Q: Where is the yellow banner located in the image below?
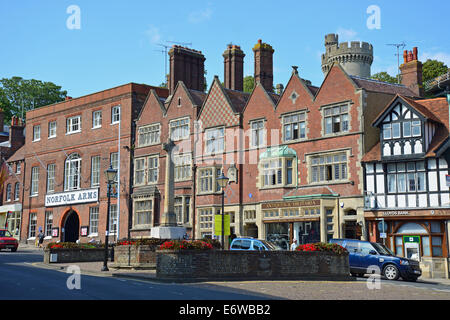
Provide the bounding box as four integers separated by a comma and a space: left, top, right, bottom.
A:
214, 214, 230, 236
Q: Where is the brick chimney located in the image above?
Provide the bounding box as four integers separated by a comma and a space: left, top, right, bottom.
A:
223, 44, 245, 91
400, 47, 424, 97
168, 46, 206, 95
253, 39, 274, 92
9, 116, 25, 150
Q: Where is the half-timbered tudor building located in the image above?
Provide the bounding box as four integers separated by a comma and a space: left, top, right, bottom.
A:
362, 95, 450, 278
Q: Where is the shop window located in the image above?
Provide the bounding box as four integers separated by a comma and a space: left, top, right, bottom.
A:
432, 237, 443, 256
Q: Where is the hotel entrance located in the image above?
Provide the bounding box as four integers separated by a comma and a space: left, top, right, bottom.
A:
62, 209, 80, 243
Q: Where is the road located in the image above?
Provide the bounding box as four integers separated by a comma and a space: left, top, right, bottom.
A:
1, 247, 450, 301
0, 248, 273, 300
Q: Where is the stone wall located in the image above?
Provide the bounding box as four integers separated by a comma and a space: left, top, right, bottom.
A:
111, 245, 158, 269
43, 248, 106, 264
156, 250, 351, 281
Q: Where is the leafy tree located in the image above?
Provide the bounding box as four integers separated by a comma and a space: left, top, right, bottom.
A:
371, 71, 398, 84
422, 59, 449, 83
0, 77, 67, 123
243, 75, 255, 93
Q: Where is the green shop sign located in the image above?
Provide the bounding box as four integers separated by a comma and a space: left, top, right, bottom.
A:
403, 235, 421, 243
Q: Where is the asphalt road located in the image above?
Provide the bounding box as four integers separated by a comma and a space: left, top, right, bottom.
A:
0, 249, 274, 300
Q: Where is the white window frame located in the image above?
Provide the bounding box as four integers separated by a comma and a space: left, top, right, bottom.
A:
198, 167, 222, 194
89, 206, 99, 236
250, 119, 265, 148
111, 105, 121, 124
133, 198, 153, 227
169, 117, 190, 141
109, 204, 118, 234
31, 166, 39, 196
134, 157, 146, 186
47, 163, 56, 193
205, 127, 225, 155
33, 125, 41, 141
138, 123, 160, 147
66, 115, 81, 134
44, 211, 53, 237
92, 110, 102, 129
282, 112, 306, 142
28, 212, 37, 239
48, 121, 57, 138
174, 154, 192, 182
324, 104, 349, 135
260, 158, 295, 188
147, 156, 158, 184
64, 154, 81, 191
310, 152, 348, 184
5, 184, 11, 202
14, 182, 20, 201
91, 156, 101, 187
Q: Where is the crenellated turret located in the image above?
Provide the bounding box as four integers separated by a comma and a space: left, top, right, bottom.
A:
321, 33, 373, 78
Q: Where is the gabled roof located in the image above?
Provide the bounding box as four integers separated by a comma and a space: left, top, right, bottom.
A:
241, 82, 279, 114
136, 89, 166, 122
362, 96, 449, 162
372, 95, 442, 127
6, 145, 25, 162
164, 81, 207, 115
222, 87, 251, 114
283, 185, 339, 199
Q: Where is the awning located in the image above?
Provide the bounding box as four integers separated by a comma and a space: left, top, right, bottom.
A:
0, 203, 22, 213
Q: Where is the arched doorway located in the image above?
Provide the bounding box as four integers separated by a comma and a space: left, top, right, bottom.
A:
63, 210, 80, 242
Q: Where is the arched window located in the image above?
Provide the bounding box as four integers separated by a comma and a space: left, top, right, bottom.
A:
65, 153, 81, 191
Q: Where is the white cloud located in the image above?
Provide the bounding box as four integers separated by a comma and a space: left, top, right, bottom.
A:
145, 25, 162, 44
188, 7, 213, 24
336, 27, 358, 42
420, 51, 450, 66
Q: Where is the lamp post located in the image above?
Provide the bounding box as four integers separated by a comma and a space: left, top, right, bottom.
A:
216, 172, 229, 250
102, 165, 118, 272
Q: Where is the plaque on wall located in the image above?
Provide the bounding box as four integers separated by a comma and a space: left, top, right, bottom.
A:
227, 164, 238, 183
51, 227, 59, 238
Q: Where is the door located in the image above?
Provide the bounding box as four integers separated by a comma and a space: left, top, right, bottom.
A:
63, 210, 79, 243
342, 240, 361, 272
358, 242, 382, 271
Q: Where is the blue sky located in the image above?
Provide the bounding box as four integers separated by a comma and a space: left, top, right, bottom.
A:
1, 0, 448, 97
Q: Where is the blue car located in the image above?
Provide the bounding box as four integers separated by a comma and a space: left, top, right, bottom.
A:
230, 238, 282, 251
330, 239, 422, 281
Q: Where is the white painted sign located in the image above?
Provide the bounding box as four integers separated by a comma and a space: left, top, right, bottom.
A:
380, 233, 387, 239
45, 188, 99, 207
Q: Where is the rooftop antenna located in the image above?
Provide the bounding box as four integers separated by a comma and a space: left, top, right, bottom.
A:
166, 41, 192, 48
155, 43, 171, 85
387, 42, 406, 84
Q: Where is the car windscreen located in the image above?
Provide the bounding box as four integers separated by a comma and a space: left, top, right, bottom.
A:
261, 240, 282, 250
0, 230, 12, 237
372, 242, 393, 256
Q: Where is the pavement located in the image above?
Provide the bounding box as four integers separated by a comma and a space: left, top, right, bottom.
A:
20, 243, 450, 286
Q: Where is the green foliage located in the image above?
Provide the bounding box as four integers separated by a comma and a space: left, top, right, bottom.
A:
116, 238, 169, 247
47, 242, 104, 249
371, 71, 398, 84
422, 59, 449, 83
243, 75, 255, 93
0, 77, 67, 123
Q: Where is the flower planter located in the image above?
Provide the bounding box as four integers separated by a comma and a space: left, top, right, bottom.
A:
156, 250, 351, 282
43, 248, 107, 264
110, 244, 159, 269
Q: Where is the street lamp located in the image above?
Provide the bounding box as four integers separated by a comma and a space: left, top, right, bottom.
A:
102, 165, 118, 272
216, 172, 229, 250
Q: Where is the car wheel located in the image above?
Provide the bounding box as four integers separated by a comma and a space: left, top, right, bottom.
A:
383, 264, 400, 280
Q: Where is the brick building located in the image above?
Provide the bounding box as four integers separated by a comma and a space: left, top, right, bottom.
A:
14, 83, 168, 245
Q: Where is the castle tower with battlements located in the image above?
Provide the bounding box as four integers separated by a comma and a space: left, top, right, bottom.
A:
321, 33, 373, 78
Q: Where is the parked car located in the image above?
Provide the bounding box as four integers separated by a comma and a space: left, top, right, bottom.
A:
330, 238, 421, 281
230, 238, 282, 251
0, 229, 19, 252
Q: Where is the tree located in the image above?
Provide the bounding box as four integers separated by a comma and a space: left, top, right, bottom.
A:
0, 77, 67, 123
422, 59, 449, 83
243, 75, 255, 93
371, 71, 398, 84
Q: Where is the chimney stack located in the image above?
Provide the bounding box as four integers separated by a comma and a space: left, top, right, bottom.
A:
223, 44, 245, 91
9, 116, 25, 150
169, 45, 206, 95
253, 39, 274, 92
400, 47, 424, 97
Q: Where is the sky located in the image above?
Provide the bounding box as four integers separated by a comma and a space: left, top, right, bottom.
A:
1, 0, 449, 97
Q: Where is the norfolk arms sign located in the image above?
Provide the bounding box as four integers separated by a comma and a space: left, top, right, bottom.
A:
45, 188, 99, 207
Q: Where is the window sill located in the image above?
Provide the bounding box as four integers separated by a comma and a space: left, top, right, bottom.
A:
88, 233, 98, 238
66, 131, 81, 135
48, 136, 56, 140
260, 185, 295, 190
308, 180, 352, 187
197, 191, 222, 196
92, 126, 102, 130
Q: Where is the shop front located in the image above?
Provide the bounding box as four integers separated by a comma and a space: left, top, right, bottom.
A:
365, 209, 450, 279
0, 204, 22, 240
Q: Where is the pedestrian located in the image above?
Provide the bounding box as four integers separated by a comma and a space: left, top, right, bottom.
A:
38, 229, 45, 249
290, 239, 298, 251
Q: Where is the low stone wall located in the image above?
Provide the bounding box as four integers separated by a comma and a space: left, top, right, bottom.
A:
110, 245, 158, 269
43, 248, 106, 264
156, 250, 351, 281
